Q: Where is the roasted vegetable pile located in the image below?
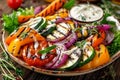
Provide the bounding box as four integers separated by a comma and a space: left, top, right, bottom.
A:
2, 0, 120, 71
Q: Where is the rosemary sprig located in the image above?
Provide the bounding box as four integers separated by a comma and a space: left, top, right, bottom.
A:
0, 42, 23, 80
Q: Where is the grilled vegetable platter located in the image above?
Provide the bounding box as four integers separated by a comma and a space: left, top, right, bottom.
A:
2, 0, 120, 76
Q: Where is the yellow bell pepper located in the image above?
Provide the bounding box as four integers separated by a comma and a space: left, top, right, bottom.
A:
78, 44, 110, 70
92, 44, 110, 68
8, 38, 21, 57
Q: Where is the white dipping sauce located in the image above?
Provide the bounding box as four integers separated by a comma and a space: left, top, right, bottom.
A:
70, 4, 103, 22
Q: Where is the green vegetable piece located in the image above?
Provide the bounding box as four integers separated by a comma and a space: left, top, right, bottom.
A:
15, 68, 24, 76
2, 11, 19, 34
63, 0, 75, 10
107, 31, 120, 56
78, 42, 95, 67
34, 18, 44, 29
17, 7, 34, 15
37, 18, 47, 32
59, 48, 82, 70
79, 49, 95, 67
41, 26, 56, 37
75, 40, 86, 48
39, 45, 56, 54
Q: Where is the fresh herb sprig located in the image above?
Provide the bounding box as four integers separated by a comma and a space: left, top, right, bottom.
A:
2, 11, 19, 34
101, 0, 120, 20
107, 31, 120, 56
75, 40, 86, 48
0, 43, 23, 80
98, 0, 120, 56
2, 7, 34, 34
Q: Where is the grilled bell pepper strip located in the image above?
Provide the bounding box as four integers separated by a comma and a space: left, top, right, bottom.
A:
7, 27, 33, 57
22, 43, 56, 67
92, 44, 110, 68
92, 30, 106, 49
7, 38, 21, 57
7, 27, 48, 57
6, 27, 47, 46
5, 26, 26, 45
22, 45, 35, 66
5, 26, 31, 45
20, 30, 46, 46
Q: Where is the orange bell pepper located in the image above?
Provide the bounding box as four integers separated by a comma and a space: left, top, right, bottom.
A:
7, 27, 48, 57
5, 26, 26, 45
92, 30, 106, 49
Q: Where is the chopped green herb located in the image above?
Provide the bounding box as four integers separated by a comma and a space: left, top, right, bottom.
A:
39, 45, 56, 54
16, 68, 24, 76
78, 15, 86, 21
75, 40, 86, 48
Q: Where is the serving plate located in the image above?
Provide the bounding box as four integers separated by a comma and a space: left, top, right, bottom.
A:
2, 31, 120, 76
2, 0, 120, 76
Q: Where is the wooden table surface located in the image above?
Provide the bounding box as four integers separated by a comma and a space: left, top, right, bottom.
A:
0, 0, 120, 80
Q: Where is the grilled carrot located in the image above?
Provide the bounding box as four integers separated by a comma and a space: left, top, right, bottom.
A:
36, 0, 66, 17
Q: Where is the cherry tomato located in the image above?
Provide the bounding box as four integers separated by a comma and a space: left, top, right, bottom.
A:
7, 0, 23, 9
